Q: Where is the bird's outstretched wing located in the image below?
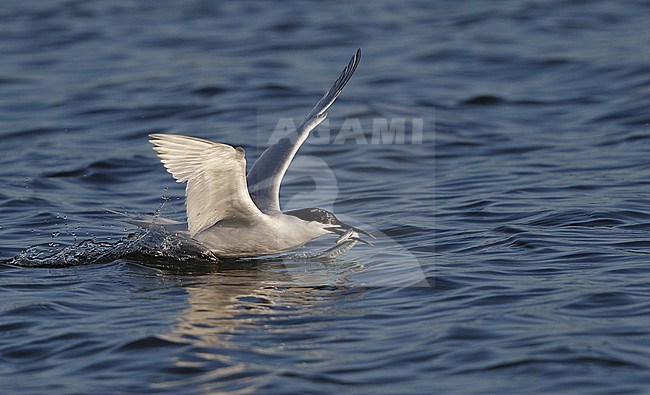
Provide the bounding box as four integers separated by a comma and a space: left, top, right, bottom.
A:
150, 134, 265, 236
247, 48, 361, 213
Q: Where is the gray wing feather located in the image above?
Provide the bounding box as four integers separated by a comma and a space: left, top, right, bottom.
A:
247, 48, 361, 213
150, 134, 265, 236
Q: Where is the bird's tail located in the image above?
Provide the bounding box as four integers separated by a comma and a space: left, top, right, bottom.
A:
105, 209, 187, 232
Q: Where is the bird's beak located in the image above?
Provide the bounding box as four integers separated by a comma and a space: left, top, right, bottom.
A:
325, 221, 376, 246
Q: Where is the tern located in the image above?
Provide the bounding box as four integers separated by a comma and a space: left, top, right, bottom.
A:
115, 48, 373, 258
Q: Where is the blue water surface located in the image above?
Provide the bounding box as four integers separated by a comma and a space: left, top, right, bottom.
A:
1, 1, 650, 393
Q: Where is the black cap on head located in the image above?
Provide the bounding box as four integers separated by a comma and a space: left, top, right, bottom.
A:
285, 207, 339, 225
286, 207, 375, 245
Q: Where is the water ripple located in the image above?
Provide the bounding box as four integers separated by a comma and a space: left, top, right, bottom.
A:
2, 0, 650, 393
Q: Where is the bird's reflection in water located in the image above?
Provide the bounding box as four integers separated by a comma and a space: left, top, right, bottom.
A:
139, 254, 367, 391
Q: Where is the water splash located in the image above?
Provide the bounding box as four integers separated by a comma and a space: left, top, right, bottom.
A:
5, 235, 141, 268
2, 228, 218, 268
283, 239, 359, 260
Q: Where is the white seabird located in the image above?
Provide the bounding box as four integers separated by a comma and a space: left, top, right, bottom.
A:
116, 48, 373, 258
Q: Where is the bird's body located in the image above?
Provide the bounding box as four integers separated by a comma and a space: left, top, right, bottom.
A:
193, 214, 328, 257
115, 49, 372, 258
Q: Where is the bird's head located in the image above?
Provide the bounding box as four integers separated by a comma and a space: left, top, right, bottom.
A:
285, 207, 375, 246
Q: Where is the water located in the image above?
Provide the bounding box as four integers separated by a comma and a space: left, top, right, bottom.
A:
1, 0, 650, 393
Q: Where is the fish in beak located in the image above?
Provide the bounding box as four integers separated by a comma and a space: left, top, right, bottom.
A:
325, 221, 375, 246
